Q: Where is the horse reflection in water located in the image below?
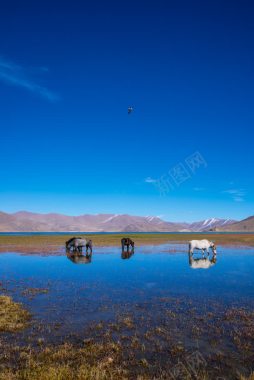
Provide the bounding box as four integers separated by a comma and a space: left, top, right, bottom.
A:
67, 251, 92, 265
121, 249, 134, 260
188, 252, 217, 269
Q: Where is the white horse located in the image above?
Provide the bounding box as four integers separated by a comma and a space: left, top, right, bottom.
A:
189, 239, 216, 255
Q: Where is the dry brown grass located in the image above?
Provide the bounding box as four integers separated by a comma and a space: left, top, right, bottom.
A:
0, 342, 127, 380
0, 295, 30, 332
240, 373, 254, 380
0, 321, 253, 379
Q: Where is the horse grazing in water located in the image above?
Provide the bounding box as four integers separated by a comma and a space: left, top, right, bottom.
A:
121, 237, 135, 252
65, 237, 93, 254
189, 239, 216, 256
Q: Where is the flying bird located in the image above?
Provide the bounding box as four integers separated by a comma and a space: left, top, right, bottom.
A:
128, 106, 134, 114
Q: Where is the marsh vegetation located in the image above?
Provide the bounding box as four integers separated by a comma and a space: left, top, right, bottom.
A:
0, 233, 254, 254
0, 295, 30, 332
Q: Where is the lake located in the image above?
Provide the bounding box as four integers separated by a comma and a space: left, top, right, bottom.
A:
1, 244, 254, 379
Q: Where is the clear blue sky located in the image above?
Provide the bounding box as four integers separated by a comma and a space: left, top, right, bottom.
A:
0, 0, 253, 222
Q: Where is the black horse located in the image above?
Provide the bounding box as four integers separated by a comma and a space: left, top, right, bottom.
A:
121, 237, 135, 252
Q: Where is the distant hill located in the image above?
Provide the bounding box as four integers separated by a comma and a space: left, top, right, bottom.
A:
217, 216, 254, 232
0, 211, 238, 232
189, 218, 236, 232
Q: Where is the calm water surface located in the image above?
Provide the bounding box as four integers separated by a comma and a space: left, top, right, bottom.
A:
1, 244, 253, 331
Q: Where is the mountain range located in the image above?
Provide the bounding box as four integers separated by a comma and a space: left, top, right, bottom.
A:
0, 211, 242, 232
216, 215, 254, 232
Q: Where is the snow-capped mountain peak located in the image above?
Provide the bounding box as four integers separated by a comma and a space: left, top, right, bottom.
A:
190, 218, 236, 231
102, 214, 119, 223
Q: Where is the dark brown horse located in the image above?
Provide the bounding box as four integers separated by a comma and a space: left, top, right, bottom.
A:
121, 237, 135, 252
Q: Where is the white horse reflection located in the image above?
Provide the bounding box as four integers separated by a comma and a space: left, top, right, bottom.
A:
188, 252, 217, 269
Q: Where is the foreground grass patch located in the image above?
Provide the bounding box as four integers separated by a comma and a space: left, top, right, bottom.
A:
0, 295, 30, 332
0, 340, 252, 380
0, 302, 253, 380
240, 374, 254, 380
0, 342, 127, 380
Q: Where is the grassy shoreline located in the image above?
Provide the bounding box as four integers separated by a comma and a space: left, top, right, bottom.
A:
0, 233, 254, 254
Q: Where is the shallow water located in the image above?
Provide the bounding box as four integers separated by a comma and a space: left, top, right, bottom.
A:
1, 245, 254, 326
1, 244, 254, 378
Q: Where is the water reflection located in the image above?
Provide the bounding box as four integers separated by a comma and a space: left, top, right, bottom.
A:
67, 252, 92, 265
188, 252, 217, 269
121, 249, 134, 260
